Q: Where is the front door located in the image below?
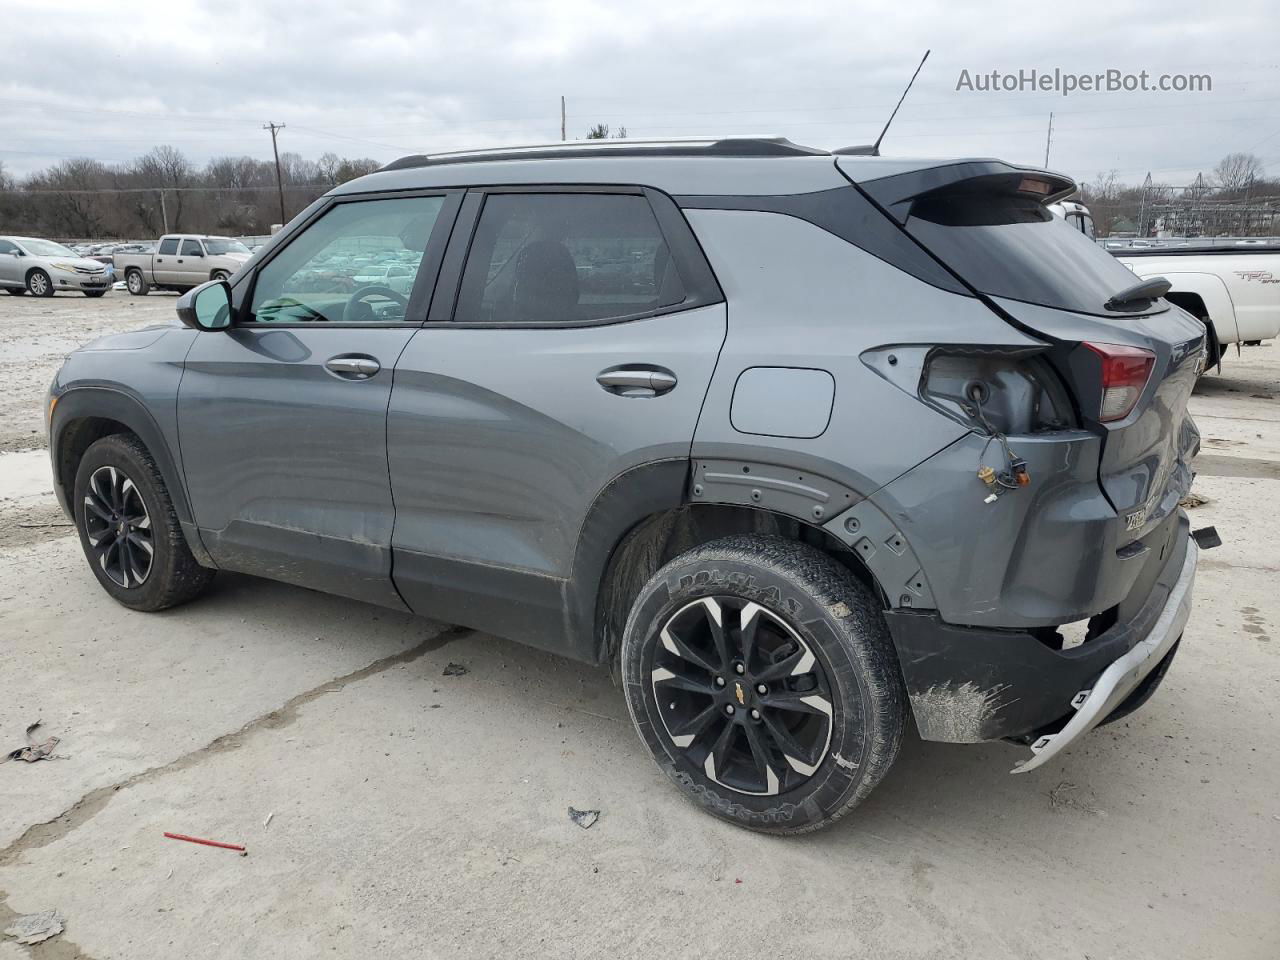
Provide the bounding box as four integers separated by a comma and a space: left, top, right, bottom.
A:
387, 189, 726, 651
177, 191, 456, 607
0, 240, 21, 286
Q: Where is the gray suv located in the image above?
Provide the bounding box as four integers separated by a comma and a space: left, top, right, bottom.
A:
48, 138, 1206, 833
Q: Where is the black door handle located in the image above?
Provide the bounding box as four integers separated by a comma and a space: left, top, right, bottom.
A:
597, 366, 677, 397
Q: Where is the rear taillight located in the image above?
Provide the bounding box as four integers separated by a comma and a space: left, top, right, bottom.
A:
1084, 342, 1154, 421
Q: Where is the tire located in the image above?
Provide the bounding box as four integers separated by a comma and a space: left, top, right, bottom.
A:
4, 287, 24, 296
125, 270, 149, 296
73, 433, 215, 611
621, 534, 905, 835
84, 290, 107, 298
211, 270, 230, 282
26, 269, 54, 297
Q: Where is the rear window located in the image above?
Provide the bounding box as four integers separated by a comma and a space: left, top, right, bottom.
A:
906, 194, 1157, 316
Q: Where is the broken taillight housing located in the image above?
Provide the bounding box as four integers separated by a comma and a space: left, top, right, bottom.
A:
1083, 342, 1155, 421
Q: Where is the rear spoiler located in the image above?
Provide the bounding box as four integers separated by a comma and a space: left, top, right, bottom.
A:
841, 159, 1077, 223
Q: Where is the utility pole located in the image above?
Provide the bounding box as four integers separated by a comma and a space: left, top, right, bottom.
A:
1043, 112, 1054, 167
158, 190, 169, 233
560, 96, 566, 141
264, 122, 287, 225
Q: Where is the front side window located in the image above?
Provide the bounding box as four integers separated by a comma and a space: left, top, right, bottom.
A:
157, 238, 179, 255
248, 195, 444, 323
454, 193, 687, 325
0, 240, 18, 255
181, 239, 203, 257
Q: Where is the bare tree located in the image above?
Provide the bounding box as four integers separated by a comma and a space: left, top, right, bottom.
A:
1213, 153, 1264, 194
584, 123, 627, 139
133, 146, 193, 231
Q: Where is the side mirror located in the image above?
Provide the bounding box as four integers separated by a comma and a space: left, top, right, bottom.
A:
176, 279, 233, 331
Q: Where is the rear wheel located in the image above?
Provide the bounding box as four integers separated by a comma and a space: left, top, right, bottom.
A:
73, 434, 214, 611
125, 270, 149, 296
27, 269, 53, 297
621, 535, 905, 834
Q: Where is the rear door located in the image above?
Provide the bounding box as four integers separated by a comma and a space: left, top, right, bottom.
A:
386, 187, 725, 647
177, 190, 459, 607
859, 163, 1205, 538
177, 237, 205, 284
153, 236, 180, 284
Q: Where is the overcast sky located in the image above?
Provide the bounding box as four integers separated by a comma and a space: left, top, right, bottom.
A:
1, 0, 1277, 188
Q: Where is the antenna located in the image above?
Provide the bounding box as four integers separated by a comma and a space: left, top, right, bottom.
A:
871, 49, 930, 155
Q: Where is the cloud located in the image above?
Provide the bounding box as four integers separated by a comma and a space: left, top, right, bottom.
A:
1, 0, 1276, 187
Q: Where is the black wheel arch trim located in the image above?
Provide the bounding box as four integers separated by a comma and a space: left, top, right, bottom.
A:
50, 386, 212, 565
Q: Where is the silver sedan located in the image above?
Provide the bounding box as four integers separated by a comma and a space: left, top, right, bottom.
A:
0, 236, 114, 297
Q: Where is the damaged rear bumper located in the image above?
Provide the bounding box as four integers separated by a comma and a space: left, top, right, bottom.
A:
884, 513, 1196, 769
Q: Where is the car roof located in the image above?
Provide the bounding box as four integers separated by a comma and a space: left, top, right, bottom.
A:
331, 137, 1044, 199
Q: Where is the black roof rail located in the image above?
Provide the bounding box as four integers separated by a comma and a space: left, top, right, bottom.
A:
379, 137, 828, 172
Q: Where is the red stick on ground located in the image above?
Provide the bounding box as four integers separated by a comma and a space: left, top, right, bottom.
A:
163, 832, 246, 853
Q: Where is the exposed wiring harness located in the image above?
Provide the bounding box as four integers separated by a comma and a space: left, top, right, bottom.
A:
968, 389, 1029, 502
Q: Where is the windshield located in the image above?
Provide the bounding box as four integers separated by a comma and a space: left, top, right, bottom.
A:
204, 239, 250, 255
906, 194, 1161, 316
20, 239, 76, 257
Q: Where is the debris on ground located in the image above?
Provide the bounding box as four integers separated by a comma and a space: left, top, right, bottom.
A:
263, 811, 275, 829
442, 662, 469, 677
1179, 492, 1211, 509
2, 720, 61, 763
4, 909, 64, 945
163, 831, 248, 855
1048, 781, 1105, 816
568, 806, 600, 829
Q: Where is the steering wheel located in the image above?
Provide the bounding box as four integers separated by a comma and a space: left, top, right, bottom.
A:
343, 285, 408, 323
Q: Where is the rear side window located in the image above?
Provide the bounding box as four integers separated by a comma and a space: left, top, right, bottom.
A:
157, 238, 179, 255
906, 194, 1154, 316
181, 239, 202, 256
454, 193, 687, 325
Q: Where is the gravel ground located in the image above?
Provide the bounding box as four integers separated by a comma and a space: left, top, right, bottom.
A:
0, 289, 1277, 959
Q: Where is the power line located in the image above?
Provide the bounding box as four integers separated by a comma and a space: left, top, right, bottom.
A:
264, 122, 287, 225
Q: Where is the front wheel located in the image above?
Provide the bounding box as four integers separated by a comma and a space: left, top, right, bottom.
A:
621, 535, 905, 834
73, 433, 215, 611
27, 269, 53, 297
211, 270, 230, 282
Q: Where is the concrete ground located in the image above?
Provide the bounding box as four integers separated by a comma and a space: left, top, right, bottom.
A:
1, 291, 1277, 960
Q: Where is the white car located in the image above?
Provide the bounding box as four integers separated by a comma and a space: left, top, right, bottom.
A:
351, 262, 417, 294
0, 236, 113, 297
1049, 206, 1280, 368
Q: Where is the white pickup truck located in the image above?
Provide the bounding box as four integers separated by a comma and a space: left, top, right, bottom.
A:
1050, 202, 1280, 369
113, 234, 252, 296
1111, 245, 1280, 367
